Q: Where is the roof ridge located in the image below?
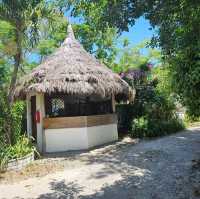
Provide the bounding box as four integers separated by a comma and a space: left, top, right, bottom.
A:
62, 24, 76, 46
67, 24, 75, 40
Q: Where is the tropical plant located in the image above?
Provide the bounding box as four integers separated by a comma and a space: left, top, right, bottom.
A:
0, 90, 25, 145
0, 0, 49, 103
0, 135, 36, 171
117, 60, 184, 138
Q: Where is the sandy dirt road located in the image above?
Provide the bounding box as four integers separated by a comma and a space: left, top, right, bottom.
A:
0, 127, 200, 199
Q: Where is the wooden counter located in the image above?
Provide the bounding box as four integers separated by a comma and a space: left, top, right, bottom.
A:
43, 114, 117, 129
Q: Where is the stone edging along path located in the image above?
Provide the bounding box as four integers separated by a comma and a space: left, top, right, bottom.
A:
5, 152, 34, 171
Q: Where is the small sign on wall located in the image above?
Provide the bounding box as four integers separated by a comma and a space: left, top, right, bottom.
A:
35, 110, 40, 123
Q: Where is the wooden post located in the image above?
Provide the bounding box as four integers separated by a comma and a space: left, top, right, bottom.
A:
26, 95, 32, 137
36, 93, 45, 153
112, 93, 116, 113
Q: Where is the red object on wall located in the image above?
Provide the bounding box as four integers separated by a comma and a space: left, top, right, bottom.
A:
35, 111, 40, 123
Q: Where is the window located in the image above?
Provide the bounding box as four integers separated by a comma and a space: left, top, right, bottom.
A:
45, 94, 113, 117
51, 98, 65, 116
45, 95, 65, 117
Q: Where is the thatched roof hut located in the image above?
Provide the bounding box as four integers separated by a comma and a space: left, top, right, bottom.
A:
16, 25, 135, 153
14, 25, 134, 102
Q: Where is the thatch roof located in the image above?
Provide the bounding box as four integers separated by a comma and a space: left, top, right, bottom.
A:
14, 25, 134, 101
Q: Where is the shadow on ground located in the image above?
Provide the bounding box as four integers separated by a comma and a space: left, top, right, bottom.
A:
38, 180, 82, 199
36, 128, 200, 199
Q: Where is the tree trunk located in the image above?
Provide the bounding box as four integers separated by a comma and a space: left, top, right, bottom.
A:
8, 53, 21, 103
8, 25, 22, 104
7, 23, 22, 144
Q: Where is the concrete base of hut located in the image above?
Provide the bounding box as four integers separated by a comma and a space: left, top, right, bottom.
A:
44, 124, 118, 153
43, 114, 118, 153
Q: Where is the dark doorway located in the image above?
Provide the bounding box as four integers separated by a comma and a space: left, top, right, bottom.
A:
31, 96, 37, 142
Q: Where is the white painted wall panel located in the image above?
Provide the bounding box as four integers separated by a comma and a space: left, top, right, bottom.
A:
45, 128, 88, 152
87, 124, 118, 148
44, 124, 118, 153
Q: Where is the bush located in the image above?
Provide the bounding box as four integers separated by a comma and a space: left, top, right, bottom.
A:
0, 90, 26, 145
131, 117, 148, 138
128, 92, 185, 138
116, 104, 135, 132
131, 117, 184, 138
184, 114, 200, 124
11, 101, 26, 142
117, 65, 185, 138
0, 90, 34, 171
0, 68, 33, 171
0, 135, 35, 170
116, 86, 156, 133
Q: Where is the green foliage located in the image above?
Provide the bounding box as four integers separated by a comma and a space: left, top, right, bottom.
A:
117, 60, 184, 138
0, 80, 34, 170
129, 90, 185, 138
0, 20, 14, 83
72, 23, 118, 66
0, 0, 52, 103
130, 90, 184, 138
0, 89, 25, 145
0, 20, 15, 58
0, 0, 49, 54
184, 114, 200, 126
116, 40, 161, 72
37, 39, 57, 56
0, 61, 9, 84
131, 117, 148, 138
30, 2, 118, 66
11, 101, 26, 142
131, 117, 184, 138
36, 13, 67, 58
36, 18, 118, 65
145, 0, 200, 117
152, 65, 172, 97
0, 135, 35, 171
116, 104, 135, 133
67, 0, 144, 32
170, 54, 200, 117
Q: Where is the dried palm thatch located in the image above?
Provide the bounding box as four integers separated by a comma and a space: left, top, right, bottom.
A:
14, 25, 135, 101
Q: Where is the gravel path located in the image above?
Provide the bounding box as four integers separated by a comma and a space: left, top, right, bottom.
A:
0, 127, 200, 199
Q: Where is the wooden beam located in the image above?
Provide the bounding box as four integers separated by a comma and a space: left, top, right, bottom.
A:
43, 114, 117, 129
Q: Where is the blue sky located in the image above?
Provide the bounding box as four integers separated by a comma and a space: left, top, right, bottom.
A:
118, 17, 155, 47
116, 17, 157, 61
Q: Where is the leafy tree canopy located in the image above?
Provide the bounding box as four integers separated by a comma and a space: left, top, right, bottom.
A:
116, 39, 161, 72
67, 0, 200, 116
